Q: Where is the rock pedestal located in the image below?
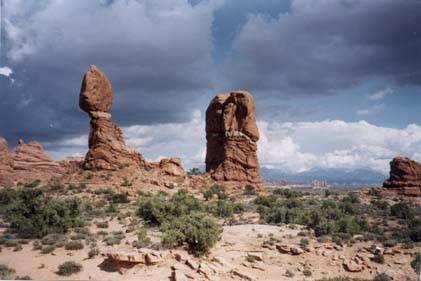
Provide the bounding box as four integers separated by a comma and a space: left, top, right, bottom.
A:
79, 65, 146, 170
205, 91, 260, 183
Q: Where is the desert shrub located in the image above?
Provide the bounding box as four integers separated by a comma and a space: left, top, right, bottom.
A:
4, 239, 19, 247
207, 199, 234, 218
95, 221, 109, 228
303, 269, 312, 276
243, 184, 256, 195
41, 234, 66, 245
285, 269, 294, 277
373, 273, 391, 281
57, 261, 82, 276
103, 231, 125, 246
273, 188, 299, 198
382, 239, 397, 247
132, 229, 151, 249
4, 189, 84, 238
88, 248, 100, 259
411, 253, 421, 275
0, 264, 16, 279
32, 240, 42, 250
160, 212, 222, 256
15, 275, 32, 280
24, 179, 41, 188
109, 193, 129, 204
41, 245, 56, 254
0, 187, 18, 214
299, 238, 309, 250
65, 241, 84, 250
390, 202, 414, 220
371, 253, 385, 264
368, 188, 382, 197
202, 185, 227, 200
137, 190, 203, 225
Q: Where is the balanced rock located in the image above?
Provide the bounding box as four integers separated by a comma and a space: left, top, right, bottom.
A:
383, 156, 421, 189
79, 65, 113, 112
206, 91, 260, 183
79, 66, 146, 170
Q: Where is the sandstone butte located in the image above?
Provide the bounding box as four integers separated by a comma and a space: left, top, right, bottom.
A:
383, 156, 421, 195
205, 91, 261, 183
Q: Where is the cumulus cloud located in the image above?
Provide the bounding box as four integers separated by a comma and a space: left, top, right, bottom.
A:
225, 0, 421, 96
1, 0, 221, 143
258, 120, 421, 174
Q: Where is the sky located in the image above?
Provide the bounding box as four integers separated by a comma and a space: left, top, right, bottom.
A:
1, 0, 421, 174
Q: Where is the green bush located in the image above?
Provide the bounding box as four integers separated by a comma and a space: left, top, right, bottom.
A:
303, 269, 312, 276
299, 238, 309, 250
41, 245, 56, 254
5, 189, 85, 238
132, 229, 151, 249
160, 212, 222, 256
88, 248, 100, 259
390, 202, 414, 220
65, 241, 84, 250
57, 261, 82, 276
24, 179, 41, 188
373, 273, 391, 281
137, 190, 203, 225
202, 185, 227, 200
243, 185, 256, 195
371, 253, 385, 264
109, 193, 129, 204
411, 253, 421, 275
95, 221, 109, 228
0, 264, 16, 279
207, 199, 234, 218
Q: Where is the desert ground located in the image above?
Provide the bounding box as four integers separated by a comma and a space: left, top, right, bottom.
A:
0, 166, 420, 281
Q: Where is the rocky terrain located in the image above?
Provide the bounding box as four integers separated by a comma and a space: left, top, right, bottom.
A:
0, 66, 420, 281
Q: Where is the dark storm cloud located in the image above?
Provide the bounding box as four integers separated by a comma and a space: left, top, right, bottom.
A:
0, 0, 221, 145
225, 0, 421, 96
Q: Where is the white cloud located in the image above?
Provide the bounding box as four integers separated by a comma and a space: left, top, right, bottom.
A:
368, 88, 393, 100
0, 66, 13, 77
43, 113, 421, 175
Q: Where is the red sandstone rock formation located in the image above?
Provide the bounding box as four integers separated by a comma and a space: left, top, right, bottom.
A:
0, 138, 65, 184
383, 156, 421, 189
205, 91, 260, 183
159, 158, 186, 177
79, 66, 146, 170
0, 138, 14, 184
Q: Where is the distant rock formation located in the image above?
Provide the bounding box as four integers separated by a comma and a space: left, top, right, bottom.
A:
205, 91, 260, 183
0, 138, 65, 185
159, 158, 186, 177
0, 138, 14, 184
383, 156, 421, 189
79, 65, 147, 170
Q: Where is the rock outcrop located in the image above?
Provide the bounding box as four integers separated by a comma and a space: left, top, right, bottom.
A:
159, 158, 186, 177
79, 66, 146, 170
0, 138, 14, 184
383, 156, 421, 189
205, 91, 260, 183
0, 138, 65, 185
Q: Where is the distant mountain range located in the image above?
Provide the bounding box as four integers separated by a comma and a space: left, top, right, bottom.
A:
261, 167, 387, 188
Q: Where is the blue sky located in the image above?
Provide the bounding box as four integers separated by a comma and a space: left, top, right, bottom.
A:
1, 0, 421, 173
